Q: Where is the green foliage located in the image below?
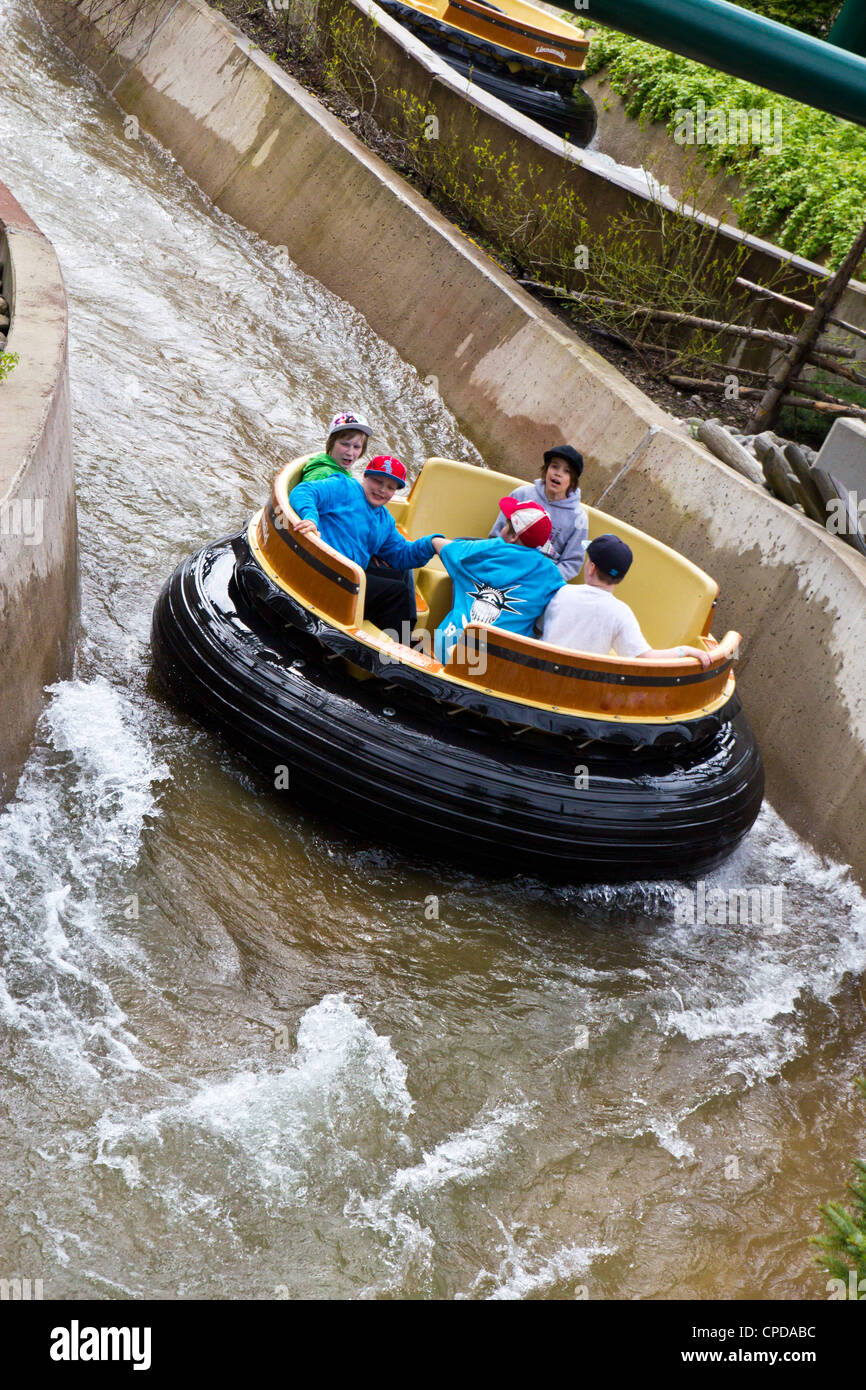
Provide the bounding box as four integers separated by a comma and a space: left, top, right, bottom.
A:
730, 0, 841, 39
779, 368, 866, 444
388, 90, 583, 272
583, 28, 866, 267
813, 1077, 866, 1289
320, 3, 380, 108
0, 351, 19, 383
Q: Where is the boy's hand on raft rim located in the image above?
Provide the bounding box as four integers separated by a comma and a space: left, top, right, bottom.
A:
685, 646, 713, 669
293, 518, 320, 537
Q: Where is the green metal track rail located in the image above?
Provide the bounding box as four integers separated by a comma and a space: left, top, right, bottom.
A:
581, 0, 866, 126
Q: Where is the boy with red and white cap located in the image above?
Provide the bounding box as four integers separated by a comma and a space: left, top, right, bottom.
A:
290, 456, 446, 632
299, 410, 374, 483
431, 497, 565, 662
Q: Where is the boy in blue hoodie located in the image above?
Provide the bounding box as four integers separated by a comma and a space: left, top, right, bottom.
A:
290, 456, 444, 633
489, 444, 588, 581
434, 498, 565, 663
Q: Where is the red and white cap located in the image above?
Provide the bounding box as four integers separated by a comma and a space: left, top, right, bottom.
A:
365, 455, 407, 489
499, 496, 552, 548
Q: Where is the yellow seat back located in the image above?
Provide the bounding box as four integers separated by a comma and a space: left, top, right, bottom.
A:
400, 458, 525, 541
276, 458, 315, 511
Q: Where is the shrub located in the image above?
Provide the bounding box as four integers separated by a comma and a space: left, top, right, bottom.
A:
0, 351, 19, 383
813, 1077, 866, 1295
584, 27, 866, 267
731, 0, 841, 40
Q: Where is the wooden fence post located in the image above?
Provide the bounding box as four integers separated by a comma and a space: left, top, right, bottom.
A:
746, 217, 866, 434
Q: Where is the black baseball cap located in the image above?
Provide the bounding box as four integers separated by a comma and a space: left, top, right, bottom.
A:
587, 533, 633, 579
543, 444, 584, 477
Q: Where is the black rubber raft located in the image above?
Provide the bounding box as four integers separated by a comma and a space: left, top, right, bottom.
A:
151, 533, 764, 883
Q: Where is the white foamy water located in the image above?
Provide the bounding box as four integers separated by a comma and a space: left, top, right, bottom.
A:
89, 1001, 540, 1296
0, 679, 167, 1082
651, 807, 866, 1087
95, 994, 415, 1206
344, 1100, 537, 1294
388, 1102, 534, 1195
485, 1243, 613, 1300
473, 1220, 614, 1300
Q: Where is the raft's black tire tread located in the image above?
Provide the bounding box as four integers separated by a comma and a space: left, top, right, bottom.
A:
150, 540, 764, 881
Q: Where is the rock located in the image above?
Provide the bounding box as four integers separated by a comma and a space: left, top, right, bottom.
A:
783, 443, 827, 524
762, 448, 800, 507
811, 467, 866, 556
752, 431, 784, 462
696, 419, 765, 487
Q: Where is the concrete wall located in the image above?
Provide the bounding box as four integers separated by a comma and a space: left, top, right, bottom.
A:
582, 71, 747, 227
0, 183, 79, 802
37, 0, 866, 882
599, 435, 866, 866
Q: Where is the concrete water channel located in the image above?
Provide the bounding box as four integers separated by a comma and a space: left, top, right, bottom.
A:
1, 0, 866, 1301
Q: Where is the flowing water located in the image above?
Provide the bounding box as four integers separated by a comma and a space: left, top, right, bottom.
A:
2, 0, 865, 1301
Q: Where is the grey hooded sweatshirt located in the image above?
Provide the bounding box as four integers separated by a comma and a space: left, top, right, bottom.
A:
489, 479, 589, 581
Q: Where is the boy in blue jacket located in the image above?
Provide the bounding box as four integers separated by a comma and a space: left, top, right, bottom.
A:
290, 456, 444, 633
434, 498, 565, 662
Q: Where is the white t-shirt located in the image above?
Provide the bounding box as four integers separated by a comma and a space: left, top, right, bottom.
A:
540, 584, 648, 658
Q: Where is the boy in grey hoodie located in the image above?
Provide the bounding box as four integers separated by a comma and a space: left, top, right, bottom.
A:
488, 445, 588, 581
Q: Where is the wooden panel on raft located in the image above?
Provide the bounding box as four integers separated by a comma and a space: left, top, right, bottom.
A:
443, 0, 588, 66
445, 624, 740, 718
253, 489, 365, 627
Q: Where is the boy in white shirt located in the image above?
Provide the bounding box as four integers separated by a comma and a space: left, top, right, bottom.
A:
540, 534, 711, 666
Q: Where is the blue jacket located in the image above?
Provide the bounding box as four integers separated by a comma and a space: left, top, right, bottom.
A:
489, 481, 589, 581
435, 537, 565, 661
289, 473, 438, 571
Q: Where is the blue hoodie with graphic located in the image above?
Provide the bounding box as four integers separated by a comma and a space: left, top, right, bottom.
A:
435, 537, 565, 662
489, 480, 589, 581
